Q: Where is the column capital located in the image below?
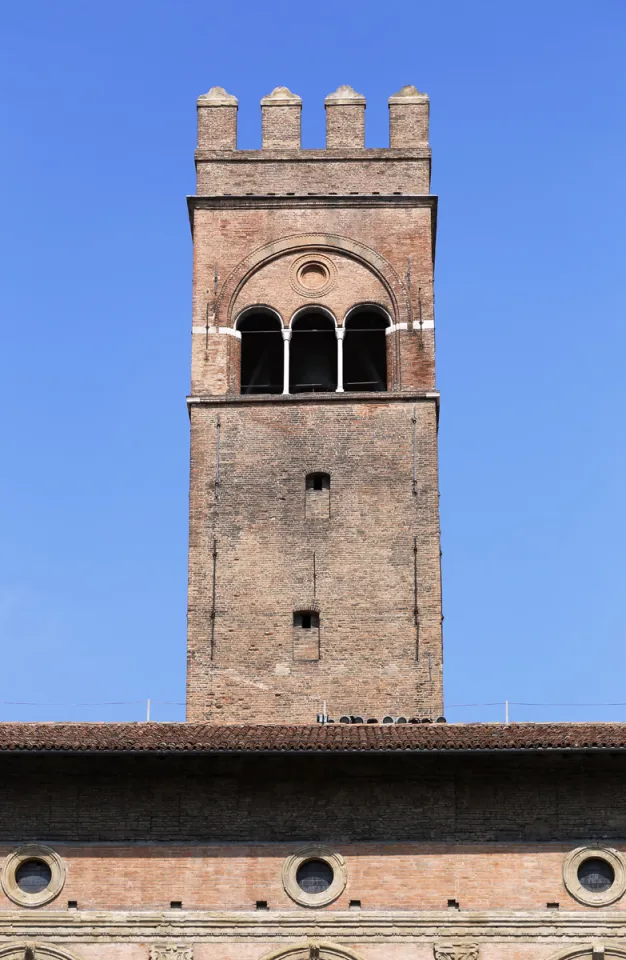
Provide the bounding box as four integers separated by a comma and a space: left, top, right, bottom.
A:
335, 326, 346, 340
281, 328, 292, 341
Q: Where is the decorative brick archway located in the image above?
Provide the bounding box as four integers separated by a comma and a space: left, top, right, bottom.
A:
217, 233, 410, 327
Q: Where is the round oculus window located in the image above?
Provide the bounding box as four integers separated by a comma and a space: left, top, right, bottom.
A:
296, 858, 334, 894
15, 859, 52, 894
577, 857, 615, 893
562, 846, 626, 907
282, 846, 347, 906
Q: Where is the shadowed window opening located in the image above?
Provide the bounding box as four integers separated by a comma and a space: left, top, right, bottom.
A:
578, 858, 614, 892
15, 859, 52, 894
306, 472, 330, 491
296, 858, 334, 894
344, 309, 388, 391
294, 611, 319, 629
290, 312, 337, 393
238, 312, 283, 394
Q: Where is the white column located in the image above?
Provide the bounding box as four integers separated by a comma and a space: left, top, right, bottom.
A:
335, 327, 345, 392
282, 329, 291, 394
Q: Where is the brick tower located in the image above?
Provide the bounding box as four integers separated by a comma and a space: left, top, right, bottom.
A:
186, 84, 443, 723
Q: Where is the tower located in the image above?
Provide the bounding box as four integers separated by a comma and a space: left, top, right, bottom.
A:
186, 84, 443, 723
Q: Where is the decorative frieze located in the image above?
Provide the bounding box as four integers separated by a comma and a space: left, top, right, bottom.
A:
434, 946, 479, 960
149, 946, 193, 960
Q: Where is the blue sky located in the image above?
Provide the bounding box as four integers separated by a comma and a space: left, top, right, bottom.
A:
0, 1, 624, 723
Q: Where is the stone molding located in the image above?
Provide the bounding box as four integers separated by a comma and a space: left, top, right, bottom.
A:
3, 910, 626, 942
1, 845, 66, 908
197, 87, 238, 107
186, 391, 440, 409
434, 946, 479, 960
0, 944, 83, 960
259, 943, 363, 960
389, 85, 429, 105
281, 845, 347, 907
563, 847, 626, 908
149, 946, 193, 960
546, 948, 626, 960
289, 254, 338, 299
215, 233, 411, 329
325, 85, 366, 106
261, 87, 302, 106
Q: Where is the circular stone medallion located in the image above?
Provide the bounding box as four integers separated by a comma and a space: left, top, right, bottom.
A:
290, 254, 337, 298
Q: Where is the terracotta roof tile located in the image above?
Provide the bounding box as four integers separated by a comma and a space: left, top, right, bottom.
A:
0, 722, 625, 753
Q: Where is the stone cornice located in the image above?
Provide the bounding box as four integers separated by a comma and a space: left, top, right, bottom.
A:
186, 392, 440, 413
0, 910, 626, 942
188, 194, 437, 211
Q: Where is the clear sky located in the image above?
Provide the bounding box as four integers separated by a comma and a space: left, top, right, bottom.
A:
1, 1, 625, 724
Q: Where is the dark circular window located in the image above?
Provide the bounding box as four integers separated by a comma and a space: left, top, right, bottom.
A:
296, 858, 334, 894
577, 857, 615, 893
15, 859, 52, 894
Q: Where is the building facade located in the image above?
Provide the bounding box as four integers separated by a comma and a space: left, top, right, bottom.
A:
187, 84, 442, 724
0, 84, 625, 960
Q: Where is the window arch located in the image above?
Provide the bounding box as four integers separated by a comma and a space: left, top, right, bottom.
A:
259, 945, 361, 960
343, 306, 389, 392
236, 309, 283, 395
290, 309, 337, 394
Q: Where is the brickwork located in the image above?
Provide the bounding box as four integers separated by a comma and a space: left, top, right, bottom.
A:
0, 85, 611, 960
1, 752, 625, 843
1, 752, 626, 960
1, 841, 626, 913
186, 86, 441, 722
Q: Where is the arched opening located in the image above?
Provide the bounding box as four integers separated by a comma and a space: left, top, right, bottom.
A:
290, 311, 337, 393
237, 310, 283, 395
344, 308, 389, 391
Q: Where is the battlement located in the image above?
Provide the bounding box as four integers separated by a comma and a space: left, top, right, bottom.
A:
197, 84, 429, 152
195, 85, 431, 196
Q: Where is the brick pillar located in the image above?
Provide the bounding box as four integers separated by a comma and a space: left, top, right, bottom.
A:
261, 87, 302, 149
325, 85, 366, 148
388, 85, 429, 147
197, 86, 238, 150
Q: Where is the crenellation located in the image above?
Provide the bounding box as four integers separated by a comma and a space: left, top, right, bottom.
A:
261, 86, 302, 149
325, 85, 366, 149
388, 85, 430, 148
194, 87, 432, 196
196, 86, 238, 150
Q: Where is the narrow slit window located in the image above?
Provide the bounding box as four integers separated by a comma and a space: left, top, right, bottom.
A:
293, 611, 319, 629
305, 472, 331, 519
306, 472, 330, 492
293, 610, 320, 661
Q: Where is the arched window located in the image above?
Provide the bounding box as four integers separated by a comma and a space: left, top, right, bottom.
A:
343, 308, 389, 391
290, 311, 337, 393
237, 310, 283, 395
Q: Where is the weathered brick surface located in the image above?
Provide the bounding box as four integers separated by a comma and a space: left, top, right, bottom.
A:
1, 752, 625, 843
187, 398, 442, 722
187, 89, 440, 722
1, 839, 625, 912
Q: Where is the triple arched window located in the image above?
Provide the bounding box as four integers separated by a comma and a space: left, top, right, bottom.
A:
237, 307, 389, 395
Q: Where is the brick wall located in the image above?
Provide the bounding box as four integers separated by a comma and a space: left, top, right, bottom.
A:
1, 753, 625, 843
186, 87, 441, 722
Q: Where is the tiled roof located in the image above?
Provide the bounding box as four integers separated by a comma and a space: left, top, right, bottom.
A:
0, 722, 625, 753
